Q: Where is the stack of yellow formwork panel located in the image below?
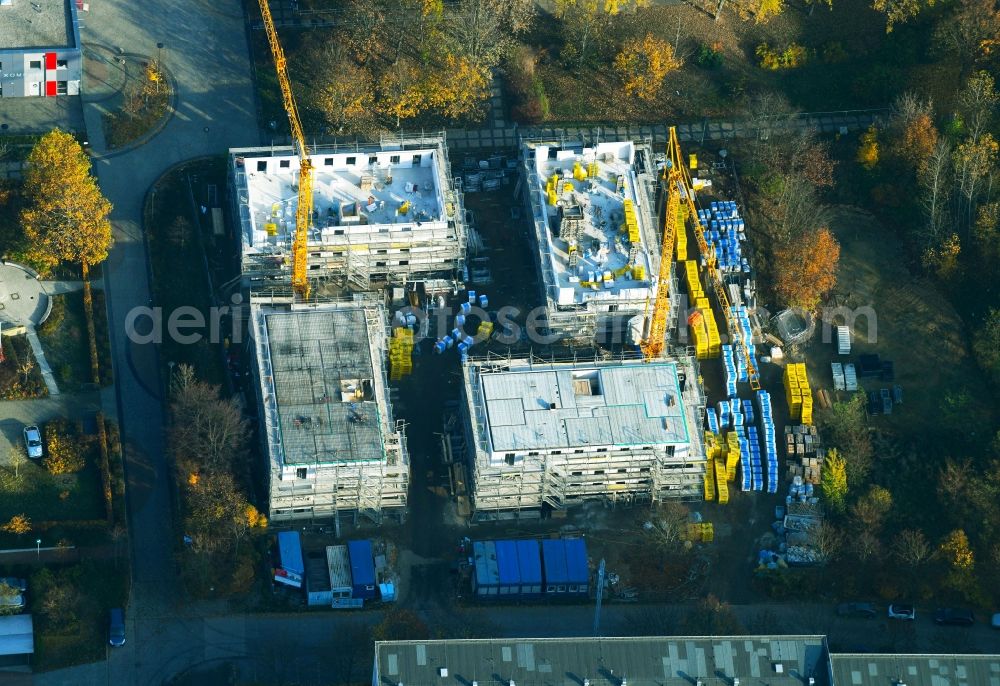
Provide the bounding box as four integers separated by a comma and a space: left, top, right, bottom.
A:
690, 311, 709, 359
725, 431, 741, 481
676, 202, 688, 261
623, 199, 641, 246
389, 328, 414, 380
701, 522, 714, 542
704, 309, 721, 357
783, 363, 813, 423
546, 173, 559, 205
587, 161, 598, 178
715, 459, 729, 504
573, 162, 587, 181
704, 463, 716, 501
685, 260, 703, 300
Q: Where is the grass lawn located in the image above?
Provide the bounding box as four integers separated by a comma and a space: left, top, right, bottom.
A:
0, 335, 48, 400
0, 458, 105, 529
145, 158, 229, 385
29, 559, 131, 672
37, 291, 114, 390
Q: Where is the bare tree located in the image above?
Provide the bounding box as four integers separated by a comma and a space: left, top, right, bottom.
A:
451, 0, 535, 69
920, 137, 953, 243
892, 528, 933, 568
8, 446, 27, 480
17, 358, 34, 385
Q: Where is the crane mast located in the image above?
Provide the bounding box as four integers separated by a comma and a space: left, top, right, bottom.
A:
258, 0, 312, 300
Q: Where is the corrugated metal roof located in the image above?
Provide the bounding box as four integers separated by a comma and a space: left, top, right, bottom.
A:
495, 541, 521, 586
374, 636, 831, 686
541, 539, 568, 585
516, 540, 542, 585
481, 363, 688, 453
830, 653, 1000, 686
326, 545, 352, 590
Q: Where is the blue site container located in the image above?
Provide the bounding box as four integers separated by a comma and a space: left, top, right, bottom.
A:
472, 541, 500, 597
347, 540, 377, 600
494, 540, 521, 595
516, 539, 542, 596
563, 538, 590, 595
541, 539, 568, 593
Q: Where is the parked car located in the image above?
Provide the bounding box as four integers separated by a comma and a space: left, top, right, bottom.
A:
0, 578, 26, 611
888, 604, 916, 620
837, 602, 877, 618
109, 608, 126, 647
23, 425, 42, 459
992, 613, 1000, 629
934, 608, 975, 626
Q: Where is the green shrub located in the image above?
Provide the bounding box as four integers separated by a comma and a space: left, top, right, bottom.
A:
756, 42, 809, 70
695, 43, 724, 69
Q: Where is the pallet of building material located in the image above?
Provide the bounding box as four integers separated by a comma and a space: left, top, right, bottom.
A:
844, 363, 858, 391
715, 459, 729, 504
836, 325, 851, 355
832, 362, 845, 391
704, 468, 715, 502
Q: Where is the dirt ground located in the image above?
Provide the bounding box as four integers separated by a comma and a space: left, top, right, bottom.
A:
802, 206, 989, 436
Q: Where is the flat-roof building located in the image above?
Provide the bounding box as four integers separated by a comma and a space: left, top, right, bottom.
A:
460, 355, 707, 517
249, 300, 409, 525
373, 636, 832, 686
521, 139, 676, 342
0, 0, 82, 97
829, 653, 1000, 686
230, 134, 467, 295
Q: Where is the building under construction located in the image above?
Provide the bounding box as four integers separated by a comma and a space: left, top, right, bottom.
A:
460, 354, 707, 518
230, 133, 467, 295
249, 299, 409, 525
520, 139, 676, 342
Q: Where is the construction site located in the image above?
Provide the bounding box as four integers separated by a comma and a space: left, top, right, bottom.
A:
521, 139, 671, 342
230, 134, 468, 295
459, 355, 707, 518
248, 300, 409, 525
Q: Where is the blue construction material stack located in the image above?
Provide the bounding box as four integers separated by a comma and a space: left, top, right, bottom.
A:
706, 201, 746, 274
722, 344, 738, 397
730, 306, 759, 385
756, 390, 779, 493
717, 400, 731, 431
706, 407, 719, 434
742, 399, 755, 424
744, 425, 760, 491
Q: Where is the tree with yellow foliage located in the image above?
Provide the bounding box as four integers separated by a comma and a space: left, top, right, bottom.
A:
423, 53, 491, 119
297, 44, 377, 136
20, 129, 112, 278
922, 232, 962, 279
554, 0, 648, 68
856, 125, 880, 170
2, 514, 31, 535
820, 448, 847, 513
44, 421, 85, 475
614, 34, 681, 102
872, 0, 928, 32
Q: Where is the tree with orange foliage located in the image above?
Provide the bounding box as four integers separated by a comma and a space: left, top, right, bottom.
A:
773, 227, 841, 310
2, 515, 31, 535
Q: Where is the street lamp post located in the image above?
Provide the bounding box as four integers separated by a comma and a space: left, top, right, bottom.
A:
35, 539, 41, 559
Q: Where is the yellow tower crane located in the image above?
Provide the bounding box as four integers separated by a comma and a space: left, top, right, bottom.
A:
639, 127, 683, 360
257, 0, 312, 300
670, 131, 761, 390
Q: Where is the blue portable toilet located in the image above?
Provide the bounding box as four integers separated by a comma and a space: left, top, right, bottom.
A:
564, 538, 590, 596
516, 539, 543, 596
347, 540, 377, 600
541, 539, 569, 594
494, 540, 521, 596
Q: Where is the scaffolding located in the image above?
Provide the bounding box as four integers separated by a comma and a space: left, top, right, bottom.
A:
460, 351, 708, 519
250, 298, 409, 525
519, 135, 667, 343
230, 132, 468, 294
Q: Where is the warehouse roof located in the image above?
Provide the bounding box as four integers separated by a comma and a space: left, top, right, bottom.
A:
374, 636, 831, 686
830, 653, 1000, 686
479, 362, 689, 453
0, 0, 73, 50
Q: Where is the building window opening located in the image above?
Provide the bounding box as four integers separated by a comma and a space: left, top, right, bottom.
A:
296, 468, 307, 479
571, 370, 602, 396
256, 160, 267, 172
279, 159, 290, 168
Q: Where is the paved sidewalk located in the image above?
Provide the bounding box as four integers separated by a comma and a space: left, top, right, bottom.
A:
40, 280, 102, 295
25, 328, 59, 396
